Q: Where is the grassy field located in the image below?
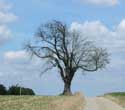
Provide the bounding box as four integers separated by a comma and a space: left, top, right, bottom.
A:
0, 94, 85, 110
103, 92, 125, 108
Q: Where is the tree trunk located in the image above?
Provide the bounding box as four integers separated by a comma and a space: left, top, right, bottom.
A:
60, 70, 75, 96
62, 81, 72, 95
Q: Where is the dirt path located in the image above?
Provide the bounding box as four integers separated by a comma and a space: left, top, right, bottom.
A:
84, 97, 124, 110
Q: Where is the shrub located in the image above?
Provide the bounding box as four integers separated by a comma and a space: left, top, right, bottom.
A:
0, 84, 7, 95
8, 85, 35, 95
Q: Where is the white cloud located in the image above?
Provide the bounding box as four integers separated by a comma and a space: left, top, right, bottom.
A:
0, 1, 12, 11
0, 25, 11, 45
81, 0, 118, 6
1, 50, 43, 83
0, 1, 17, 46
117, 19, 125, 31
3, 50, 43, 67
70, 21, 109, 37
4, 50, 28, 61
70, 19, 125, 53
0, 12, 18, 24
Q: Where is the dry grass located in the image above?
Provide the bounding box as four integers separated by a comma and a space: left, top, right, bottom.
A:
0, 93, 85, 110
103, 92, 125, 108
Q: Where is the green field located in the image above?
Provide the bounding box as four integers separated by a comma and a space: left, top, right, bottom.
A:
104, 92, 125, 108
0, 94, 85, 110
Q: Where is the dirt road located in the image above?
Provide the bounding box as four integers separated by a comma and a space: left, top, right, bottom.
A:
84, 97, 124, 110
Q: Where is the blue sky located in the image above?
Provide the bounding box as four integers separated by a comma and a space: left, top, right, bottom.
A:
0, 0, 125, 96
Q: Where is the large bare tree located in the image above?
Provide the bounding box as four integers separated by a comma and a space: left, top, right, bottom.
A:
26, 20, 109, 95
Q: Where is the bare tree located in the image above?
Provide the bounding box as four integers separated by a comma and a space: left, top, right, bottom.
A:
26, 20, 109, 95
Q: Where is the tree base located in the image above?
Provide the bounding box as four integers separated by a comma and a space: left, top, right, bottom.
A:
59, 91, 73, 96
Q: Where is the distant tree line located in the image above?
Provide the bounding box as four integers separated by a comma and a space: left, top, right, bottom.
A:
0, 84, 35, 95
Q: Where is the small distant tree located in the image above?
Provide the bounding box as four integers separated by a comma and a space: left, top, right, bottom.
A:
8, 85, 35, 95
0, 84, 7, 95
26, 20, 109, 95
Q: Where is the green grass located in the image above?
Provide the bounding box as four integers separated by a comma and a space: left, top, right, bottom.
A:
104, 92, 125, 97
103, 92, 125, 108
0, 94, 85, 110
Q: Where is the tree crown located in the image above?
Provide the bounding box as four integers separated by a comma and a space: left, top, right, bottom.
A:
26, 20, 109, 78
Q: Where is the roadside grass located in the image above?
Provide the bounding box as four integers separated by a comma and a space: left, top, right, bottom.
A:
103, 92, 125, 108
0, 93, 85, 110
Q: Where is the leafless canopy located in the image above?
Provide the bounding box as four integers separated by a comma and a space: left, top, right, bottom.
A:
26, 20, 109, 95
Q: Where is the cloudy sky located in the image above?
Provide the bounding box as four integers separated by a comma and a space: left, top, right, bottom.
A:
0, 0, 125, 96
